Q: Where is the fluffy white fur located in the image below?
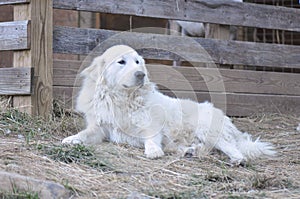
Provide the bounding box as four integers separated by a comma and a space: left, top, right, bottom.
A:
62, 45, 276, 164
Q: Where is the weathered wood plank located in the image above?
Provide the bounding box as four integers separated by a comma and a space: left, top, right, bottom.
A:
13, 0, 53, 118
162, 90, 300, 117
53, 86, 79, 107
53, 0, 300, 31
0, 0, 29, 5
53, 86, 300, 117
13, 4, 32, 114
53, 60, 84, 87
0, 5, 13, 68
0, 67, 32, 95
148, 65, 300, 96
53, 26, 300, 68
205, 24, 230, 40
53, 60, 300, 96
0, 20, 30, 51
53, 9, 79, 61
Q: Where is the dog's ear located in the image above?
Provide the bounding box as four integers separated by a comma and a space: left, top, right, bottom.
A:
81, 55, 105, 81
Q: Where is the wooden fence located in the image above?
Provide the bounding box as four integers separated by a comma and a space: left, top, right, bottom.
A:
0, 0, 52, 118
0, 0, 299, 116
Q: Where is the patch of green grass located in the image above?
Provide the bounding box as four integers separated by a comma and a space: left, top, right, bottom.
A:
38, 144, 114, 172
0, 109, 48, 143
0, 188, 38, 199
0, 104, 83, 143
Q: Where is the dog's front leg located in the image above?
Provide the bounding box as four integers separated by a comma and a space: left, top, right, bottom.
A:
62, 125, 106, 145
144, 133, 164, 159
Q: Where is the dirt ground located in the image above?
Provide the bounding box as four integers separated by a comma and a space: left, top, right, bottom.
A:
0, 101, 300, 198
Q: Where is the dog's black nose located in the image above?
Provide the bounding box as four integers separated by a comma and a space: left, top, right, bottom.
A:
135, 71, 145, 80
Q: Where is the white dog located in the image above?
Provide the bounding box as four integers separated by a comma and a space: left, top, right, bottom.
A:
62, 45, 276, 165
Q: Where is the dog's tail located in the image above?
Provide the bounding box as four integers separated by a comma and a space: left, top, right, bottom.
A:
236, 132, 276, 161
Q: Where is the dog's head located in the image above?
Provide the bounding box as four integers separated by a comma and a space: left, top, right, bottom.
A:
82, 45, 149, 90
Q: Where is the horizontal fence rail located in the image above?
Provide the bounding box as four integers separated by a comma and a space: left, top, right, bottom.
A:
53, 60, 300, 96
53, 85, 300, 117
0, 67, 33, 95
162, 90, 300, 116
53, 26, 300, 69
53, 0, 300, 32
0, 20, 30, 51
53, 60, 300, 116
0, 0, 29, 5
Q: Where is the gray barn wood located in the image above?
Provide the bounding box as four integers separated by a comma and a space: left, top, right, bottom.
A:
0, 67, 32, 95
53, 0, 300, 31
12, 0, 53, 118
0, 20, 30, 51
0, 0, 29, 5
53, 26, 300, 69
53, 86, 300, 117
162, 90, 300, 116
53, 60, 300, 116
53, 60, 300, 96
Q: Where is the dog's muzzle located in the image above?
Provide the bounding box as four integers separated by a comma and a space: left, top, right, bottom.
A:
134, 71, 145, 86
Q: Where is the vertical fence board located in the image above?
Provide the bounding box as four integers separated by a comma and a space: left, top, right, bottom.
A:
13, 0, 53, 118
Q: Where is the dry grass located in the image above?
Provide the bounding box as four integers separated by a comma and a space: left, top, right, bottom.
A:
0, 99, 299, 198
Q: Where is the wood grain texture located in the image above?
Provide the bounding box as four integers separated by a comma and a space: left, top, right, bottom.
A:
30, 0, 53, 117
53, 59, 300, 116
13, 0, 53, 118
53, 0, 300, 31
0, 67, 32, 95
162, 90, 300, 117
0, 5, 13, 68
53, 9, 79, 61
53, 26, 300, 68
0, 20, 30, 51
0, 0, 29, 5
148, 65, 300, 96
53, 60, 300, 96
53, 86, 300, 117
205, 24, 230, 40
13, 3, 32, 114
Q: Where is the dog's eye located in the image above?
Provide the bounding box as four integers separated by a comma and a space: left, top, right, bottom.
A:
118, 60, 126, 65
136, 60, 139, 64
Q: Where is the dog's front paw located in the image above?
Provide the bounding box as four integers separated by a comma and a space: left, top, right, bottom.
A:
230, 158, 246, 167
145, 145, 164, 159
62, 135, 83, 145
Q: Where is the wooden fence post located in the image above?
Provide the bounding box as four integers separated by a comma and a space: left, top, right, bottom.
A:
13, 0, 53, 118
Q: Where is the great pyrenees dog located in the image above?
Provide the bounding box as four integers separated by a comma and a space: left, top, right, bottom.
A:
62, 45, 276, 165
